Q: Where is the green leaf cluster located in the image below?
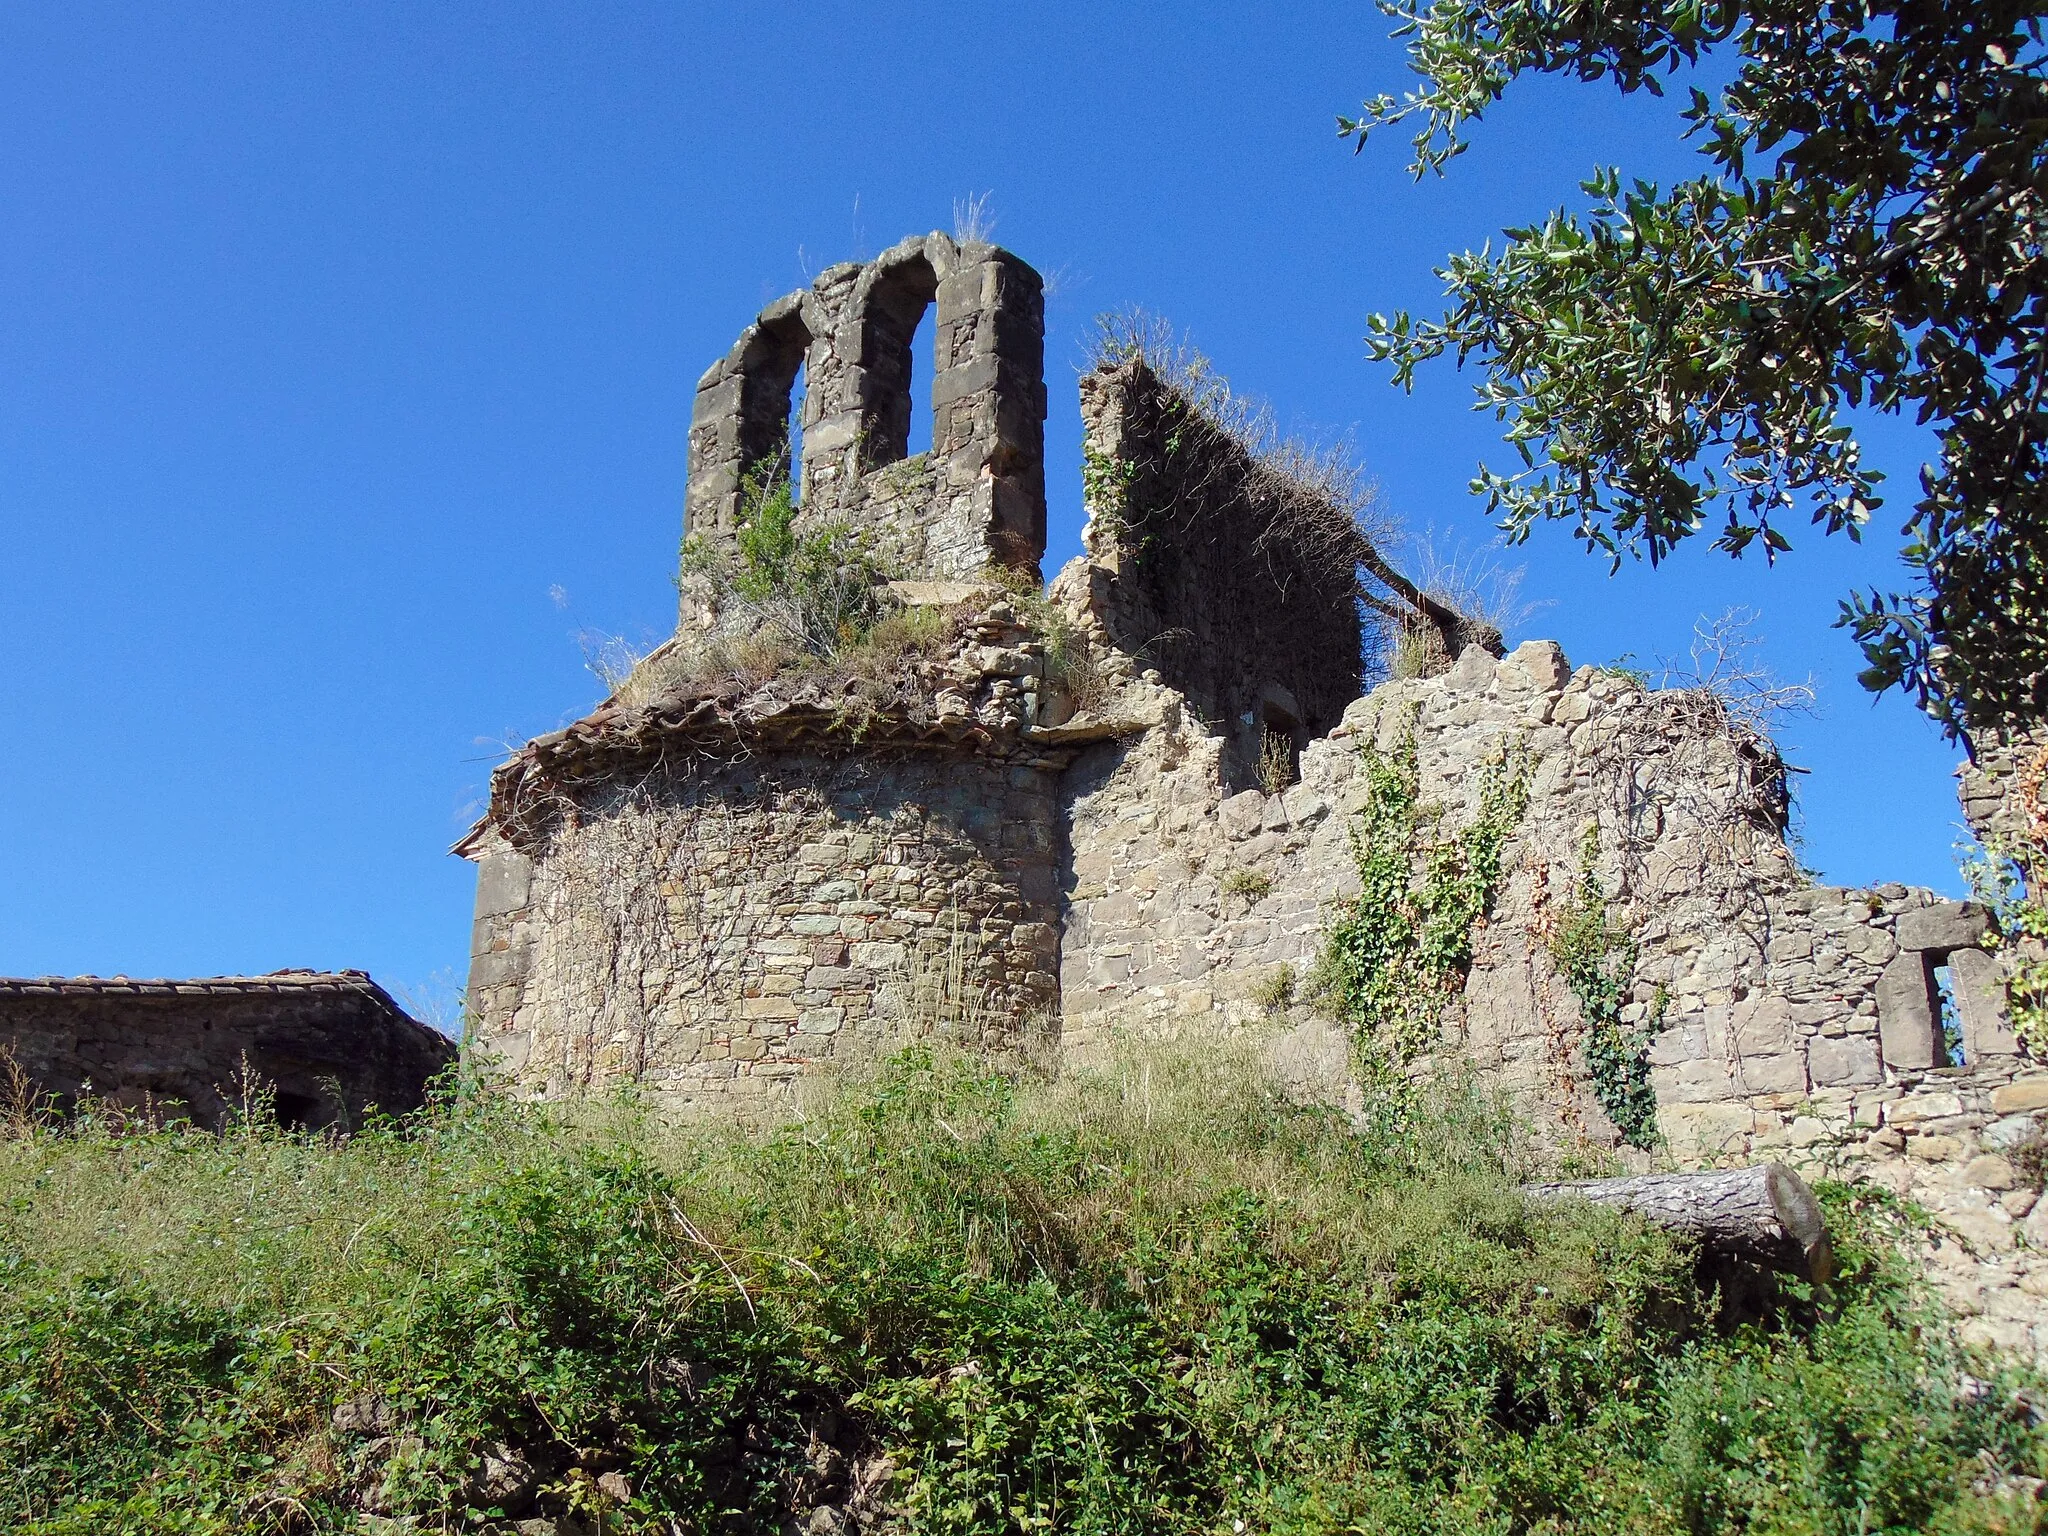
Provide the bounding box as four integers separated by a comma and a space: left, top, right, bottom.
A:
1318, 722, 1530, 1064
731, 459, 801, 603
1079, 446, 1138, 542
1350, 0, 2048, 734
1549, 826, 1662, 1150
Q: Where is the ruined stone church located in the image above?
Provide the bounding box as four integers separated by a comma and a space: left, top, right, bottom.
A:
458, 235, 2048, 1354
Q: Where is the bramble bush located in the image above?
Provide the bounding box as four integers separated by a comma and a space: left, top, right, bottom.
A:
2, 1042, 2043, 1534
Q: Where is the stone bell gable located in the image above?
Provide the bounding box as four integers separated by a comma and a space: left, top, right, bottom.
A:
683, 232, 1047, 587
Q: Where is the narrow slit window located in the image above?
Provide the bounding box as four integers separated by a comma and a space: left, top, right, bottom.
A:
906, 301, 934, 461
786, 360, 806, 504
1933, 960, 1965, 1066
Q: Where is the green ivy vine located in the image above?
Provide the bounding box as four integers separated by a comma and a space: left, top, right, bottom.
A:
1080, 446, 1138, 541
1318, 721, 1530, 1067
1550, 827, 1661, 1150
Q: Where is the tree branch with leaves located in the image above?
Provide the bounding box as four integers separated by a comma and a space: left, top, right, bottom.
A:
1349, 0, 2048, 737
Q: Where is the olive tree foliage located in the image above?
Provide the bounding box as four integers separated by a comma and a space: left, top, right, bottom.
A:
1345, 0, 2048, 737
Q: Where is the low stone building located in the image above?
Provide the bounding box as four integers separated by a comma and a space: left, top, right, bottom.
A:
0, 970, 455, 1130
461, 233, 2048, 1348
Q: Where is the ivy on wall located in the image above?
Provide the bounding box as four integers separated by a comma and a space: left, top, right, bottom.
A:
1550, 827, 1661, 1150
1079, 446, 1138, 542
1317, 721, 1530, 1067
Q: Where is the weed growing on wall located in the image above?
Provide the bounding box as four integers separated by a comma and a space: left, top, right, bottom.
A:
1219, 868, 1274, 907
1257, 729, 1297, 793
681, 457, 890, 660
1316, 722, 1530, 1067
1551, 827, 1662, 1150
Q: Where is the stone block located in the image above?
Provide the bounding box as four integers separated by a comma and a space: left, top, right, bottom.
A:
1766, 931, 1814, 962
1896, 901, 1992, 952
1659, 1101, 1754, 1159
469, 946, 530, 989
1447, 645, 1496, 691
1877, 952, 1940, 1070
474, 851, 534, 919
1908, 1134, 1965, 1161
1843, 923, 1899, 966
1657, 1057, 1740, 1103
1740, 1053, 1808, 1094
1890, 1090, 1966, 1126
1732, 995, 1796, 1054
1993, 1078, 2048, 1114
1505, 639, 1570, 691
1950, 946, 2019, 1058
1647, 1025, 1697, 1068
1966, 1155, 2019, 1190
1982, 1113, 2041, 1149
1783, 1115, 1836, 1147
1808, 1034, 1881, 1087
1551, 690, 1593, 725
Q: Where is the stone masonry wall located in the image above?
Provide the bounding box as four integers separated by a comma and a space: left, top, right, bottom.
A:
1057, 640, 2048, 1352
0, 973, 454, 1131
1960, 724, 2048, 848
682, 233, 1046, 593
1053, 361, 1362, 788
467, 750, 1061, 1118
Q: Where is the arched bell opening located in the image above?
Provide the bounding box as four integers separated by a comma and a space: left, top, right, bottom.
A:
735, 312, 812, 505
855, 253, 940, 473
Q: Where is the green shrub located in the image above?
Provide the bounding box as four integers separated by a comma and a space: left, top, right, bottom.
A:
683, 458, 892, 661
1, 1045, 2038, 1535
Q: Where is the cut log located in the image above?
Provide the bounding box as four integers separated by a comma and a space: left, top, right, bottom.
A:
1522, 1163, 1833, 1284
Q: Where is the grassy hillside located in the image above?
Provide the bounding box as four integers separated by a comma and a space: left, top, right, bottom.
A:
1, 1042, 2043, 1535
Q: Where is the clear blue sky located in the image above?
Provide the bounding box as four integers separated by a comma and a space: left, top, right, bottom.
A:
0, 2, 1970, 1004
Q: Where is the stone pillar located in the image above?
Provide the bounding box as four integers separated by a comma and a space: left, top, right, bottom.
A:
1878, 951, 1942, 1070
461, 830, 537, 1078
682, 293, 820, 557
929, 239, 1046, 577
1951, 946, 2020, 1059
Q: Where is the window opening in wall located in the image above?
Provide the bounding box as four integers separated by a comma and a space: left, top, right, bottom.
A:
857, 256, 940, 473
1258, 707, 1300, 794
786, 360, 806, 505
906, 301, 934, 462
1933, 959, 1966, 1065
274, 1090, 320, 1131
